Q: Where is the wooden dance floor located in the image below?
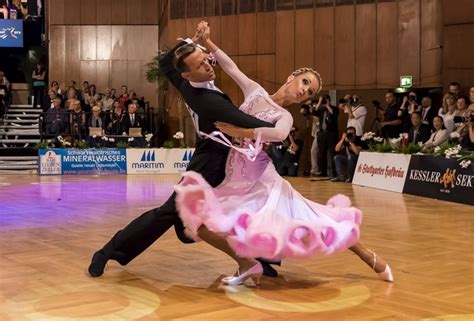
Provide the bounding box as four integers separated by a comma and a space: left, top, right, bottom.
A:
0, 174, 472, 321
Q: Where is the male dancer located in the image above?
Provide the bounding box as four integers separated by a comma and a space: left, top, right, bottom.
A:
88, 23, 278, 277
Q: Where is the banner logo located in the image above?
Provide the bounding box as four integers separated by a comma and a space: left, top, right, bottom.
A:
440, 168, 456, 189
40, 151, 62, 175
174, 150, 193, 169
132, 150, 164, 169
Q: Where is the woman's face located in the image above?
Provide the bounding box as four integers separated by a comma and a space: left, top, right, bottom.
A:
470, 87, 474, 103
446, 96, 455, 106
67, 89, 76, 99
433, 117, 443, 130
284, 72, 320, 104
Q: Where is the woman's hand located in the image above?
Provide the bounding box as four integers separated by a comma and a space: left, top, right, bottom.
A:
215, 121, 254, 139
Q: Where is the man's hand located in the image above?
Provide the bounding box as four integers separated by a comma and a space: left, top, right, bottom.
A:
215, 121, 254, 139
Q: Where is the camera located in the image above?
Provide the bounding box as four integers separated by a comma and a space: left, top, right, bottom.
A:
408, 96, 417, 102
372, 99, 381, 108
339, 97, 356, 106
346, 132, 354, 140
454, 115, 474, 123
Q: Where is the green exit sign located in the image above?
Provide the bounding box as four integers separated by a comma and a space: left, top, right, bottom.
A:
400, 76, 413, 88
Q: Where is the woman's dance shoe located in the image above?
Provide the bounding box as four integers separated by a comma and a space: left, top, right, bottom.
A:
222, 263, 263, 286
369, 250, 394, 282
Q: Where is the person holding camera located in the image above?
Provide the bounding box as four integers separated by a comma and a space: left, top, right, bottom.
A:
380, 91, 402, 139
300, 98, 320, 176
276, 127, 303, 177
313, 94, 339, 178
339, 94, 367, 137
399, 91, 420, 132
332, 127, 367, 183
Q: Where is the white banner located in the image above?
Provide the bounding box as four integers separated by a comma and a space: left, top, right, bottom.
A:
126, 148, 195, 174
352, 152, 411, 193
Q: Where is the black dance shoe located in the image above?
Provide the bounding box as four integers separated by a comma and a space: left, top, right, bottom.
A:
88, 250, 108, 277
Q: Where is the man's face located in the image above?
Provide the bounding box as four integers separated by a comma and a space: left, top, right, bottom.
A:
385, 93, 395, 105
121, 86, 128, 95
53, 98, 61, 107
421, 97, 431, 108
182, 50, 216, 83
411, 113, 421, 127
457, 98, 467, 110
128, 104, 137, 114
449, 84, 460, 96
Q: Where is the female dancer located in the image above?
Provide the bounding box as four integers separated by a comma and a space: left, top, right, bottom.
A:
175, 24, 393, 285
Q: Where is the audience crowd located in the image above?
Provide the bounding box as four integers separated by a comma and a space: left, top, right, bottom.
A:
1, 64, 473, 179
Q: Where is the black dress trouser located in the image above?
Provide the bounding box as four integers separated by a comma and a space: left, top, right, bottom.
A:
100, 149, 228, 265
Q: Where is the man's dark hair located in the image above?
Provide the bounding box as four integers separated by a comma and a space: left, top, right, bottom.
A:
346, 126, 356, 133
449, 81, 461, 89
411, 111, 422, 118
173, 43, 198, 73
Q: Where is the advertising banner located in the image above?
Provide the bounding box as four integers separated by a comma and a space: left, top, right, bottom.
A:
404, 155, 474, 205
0, 19, 23, 48
39, 149, 127, 175
352, 152, 411, 193
126, 148, 195, 174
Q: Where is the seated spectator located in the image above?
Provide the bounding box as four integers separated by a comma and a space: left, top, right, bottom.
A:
408, 112, 431, 145
129, 90, 145, 108
132, 98, 146, 119
118, 85, 131, 111
453, 96, 469, 133
0, 0, 7, 19
464, 116, 474, 151
420, 96, 437, 130
9, 0, 27, 20
50, 81, 63, 97
101, 89, 114, 112
276, 127, 303, 177
64, 87, 78, 110
42, 89, 58, 112
423, 116, 449, 148
459, 104, 474, 151
107, 101, 124, 135
332, 126, 367, 183
439, 92, 456, 133
87, 105, 106, 135
470, 86, 474, 104
122, 103, 143, 135
110, 88, 117, 100
69, 100, 86, 140
84, 84, 99, 113
46, 97, 69, 135
380, 91, 402, 139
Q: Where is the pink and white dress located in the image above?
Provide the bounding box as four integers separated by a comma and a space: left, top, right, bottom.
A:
175, 49, 362, 261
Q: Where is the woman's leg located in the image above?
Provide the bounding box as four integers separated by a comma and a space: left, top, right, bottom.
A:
349, 243, 387, 273
197, 225, 258, 273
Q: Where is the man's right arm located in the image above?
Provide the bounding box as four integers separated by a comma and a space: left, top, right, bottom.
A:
199, 94, 274, 129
